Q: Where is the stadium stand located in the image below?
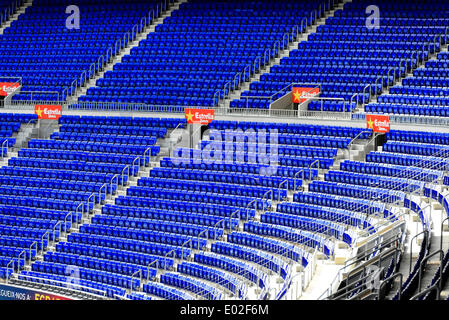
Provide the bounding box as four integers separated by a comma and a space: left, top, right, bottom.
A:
0, 0, 449, 304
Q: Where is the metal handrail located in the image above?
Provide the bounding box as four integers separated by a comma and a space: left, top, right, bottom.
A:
374, 76, 382, 97
129, 270, 142, 292
180, 239, 192, 262
213, 90, 221, 105
64, 211, 73, 232
132, 156, 141, 175
164, 249, 175, 270
229, 210, 241, 230
417, 249, 444, 293
99, 183, 108, 203
143, 147, 153, 167
262, 190, 273, 212
330, 270, 380, 300
245, 199, 257, 222
377, 272, 402, 300
233, 72, 242, 90
213, 219, 225, 240
294, 170, 305, 190
29, 241, 37, 262
197, 229, 208, 248
441, 216, 449, 252
86, 193, 96, 214
41, 231, 50, 251
386, 67, 395, 88
434, 34, 442, 53
121, 165, 130, 187
278, 179, 288, 201
362, 84, 371, 104
1, 138, 9, 158
110, 174, 119, 195
399, 59, 407, 76
350, 93, 358, 106
410, 284, 440, 300
75, 203, 84, 225
243, 65, 251, 82
146, 259, 158, 281
223, 81, 232, 99
52, 221, 63, 243
254, 56, 261, 74
409, 229, 429, 274
97, 55, 104, 72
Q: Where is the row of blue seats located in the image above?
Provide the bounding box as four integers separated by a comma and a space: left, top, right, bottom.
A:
209, 130, 352, 148
340, 160, 442, 182
18, 149, 147, 166
55, 242, 174, 270
160, 272, 223, 300
276, 202, 374, 230
0, 194, 93, 212
194, 252, 268, 289
0, 205, 76, 227
102, 204, 242, 228
244, 221, 332, 256
383, 141, 449, 157
79, 224, 208, 249
197, 141, 338, 159
387, 130, 449, 145
31, 261, 140, 290
259, 212, 347, 240
66, 233, 191, 260
91, 214, 224, 240
150, 167, 306, 190
308, 181, 405, 203
365, 104, 449, 117
58, 115, 186, 128
324, 170, 424, 191
0, 225, 60, 243
211, 241, 289, 279
8, 158, 138, 176
292, 191, 390, 217
27, 140, 161, 156
47, 250, 156, 286
0, 186, 105, 203
137, 177, 287, 201
123, 187, 266, 210
59, 125, 167, 138
366, 152, 449, 171
0, 167, 127, 185
177, 262, 246, 299
50, 132, 157, 146
143, 282, 194, 300
227, 232, 308, 266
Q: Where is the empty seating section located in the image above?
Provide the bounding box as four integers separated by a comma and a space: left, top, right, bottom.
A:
7, 0, 162, 102
72, 0, 324, 109
1, 115, 192, 298
366, 52, 449, 117
231, 0, 446, 111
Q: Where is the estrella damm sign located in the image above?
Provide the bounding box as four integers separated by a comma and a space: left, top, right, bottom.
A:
292, 87, 320, 104
35, 105, 62, 120
185, 108, 215, 125
366, 114, 390, 133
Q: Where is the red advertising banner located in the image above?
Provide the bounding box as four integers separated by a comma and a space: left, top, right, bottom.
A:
35, 105, 62, 120
0, 82, 20, 96
292, 87, 320, 104
185, 108, 215, 124
366, 114, 390, 133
